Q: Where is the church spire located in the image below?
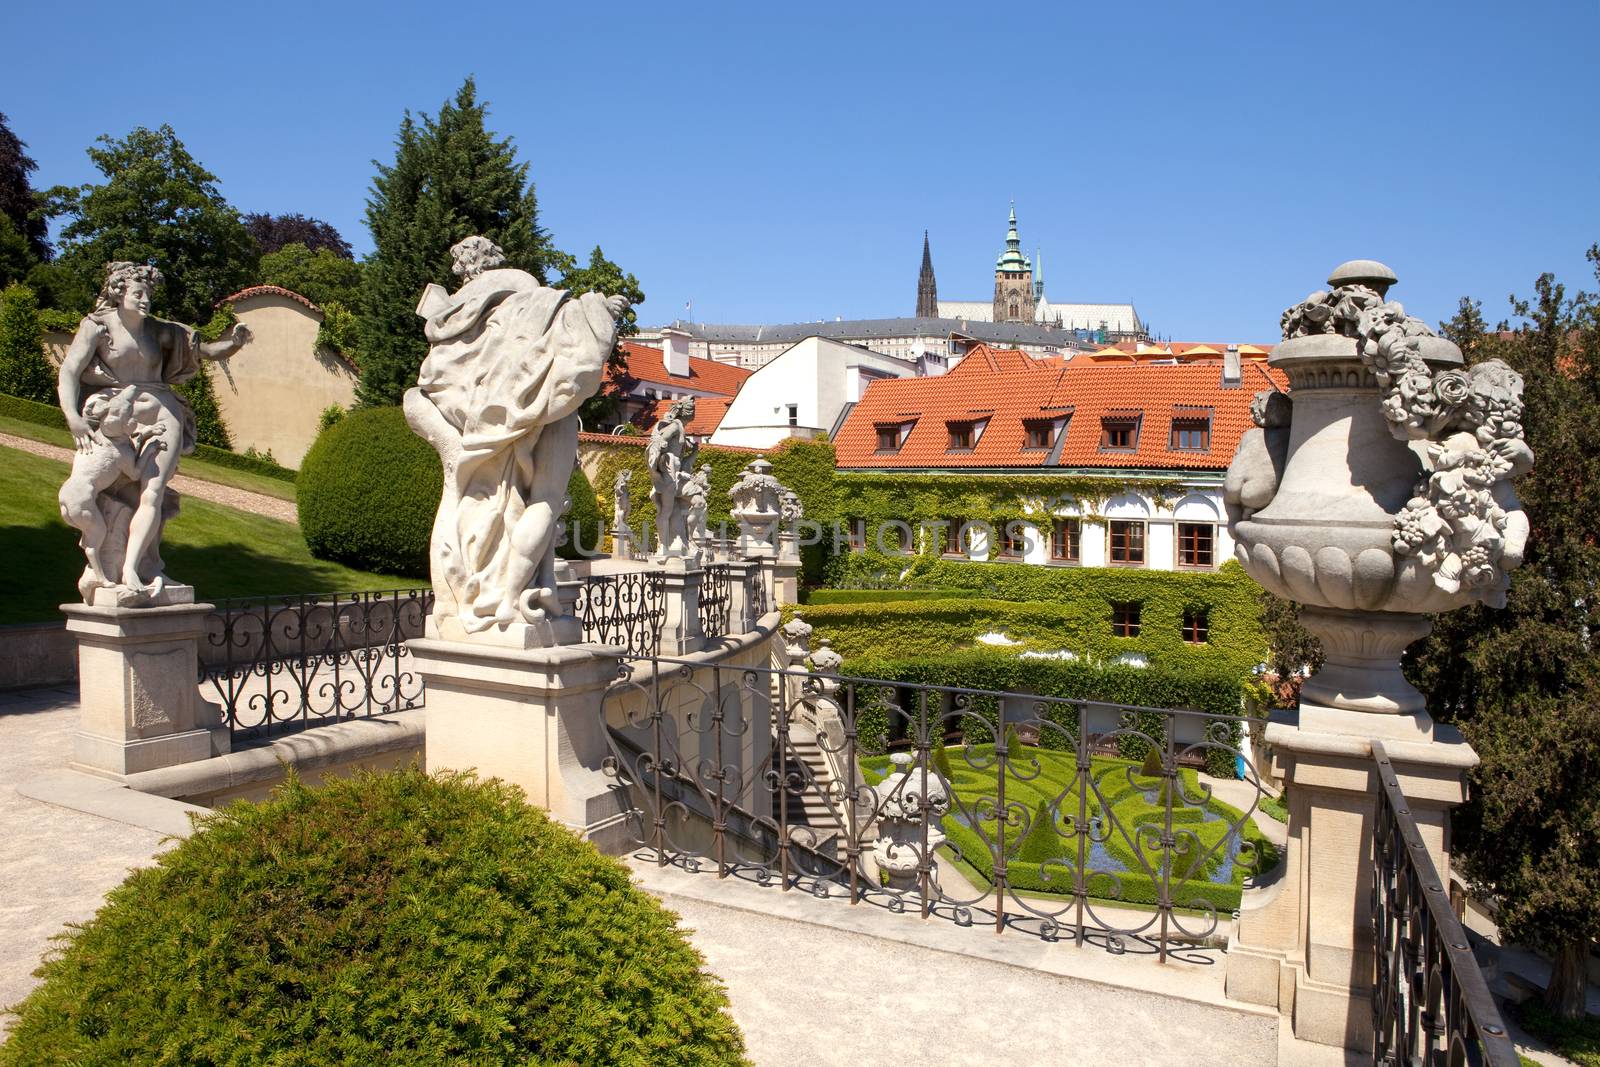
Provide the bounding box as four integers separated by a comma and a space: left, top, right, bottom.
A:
995, 204, 1031, 272
916, 230, 938, 318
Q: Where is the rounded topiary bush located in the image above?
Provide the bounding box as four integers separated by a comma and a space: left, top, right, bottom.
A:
0, 769, 747, 1066
298, 405, 605, 577
298, 405, 440, 578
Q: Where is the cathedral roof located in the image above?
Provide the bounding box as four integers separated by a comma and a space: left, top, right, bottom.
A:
995, 206, 1032, 273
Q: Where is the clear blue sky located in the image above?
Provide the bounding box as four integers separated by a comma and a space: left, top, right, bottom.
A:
5, 1, 1596, 340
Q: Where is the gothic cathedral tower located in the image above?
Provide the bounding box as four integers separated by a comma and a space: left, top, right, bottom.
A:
916, 231, 938, 318
992, 206, 1035, 323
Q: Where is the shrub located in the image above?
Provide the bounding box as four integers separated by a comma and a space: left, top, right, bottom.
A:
559, 458, 602, 561
0, 284, 56, 403
0, 769, 748, 1066
299, 405, 601, 578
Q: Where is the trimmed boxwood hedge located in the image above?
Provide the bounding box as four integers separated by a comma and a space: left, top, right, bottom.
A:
296, 405, 600, 577
0, 769, 748, 1066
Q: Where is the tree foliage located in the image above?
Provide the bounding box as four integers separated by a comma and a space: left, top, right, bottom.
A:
358, 79, 560, 406
258, 241, 365, 361
558, 245, 645, 428
0, 112, 48, 266
1407, 247, 1600, 1019
243, 212, 352, 258
43, 125, 258, 325
0, 283, 57, 402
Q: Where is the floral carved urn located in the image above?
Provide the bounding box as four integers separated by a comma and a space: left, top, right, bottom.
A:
728, 456, 785, 557
1225, 261, 1532, 735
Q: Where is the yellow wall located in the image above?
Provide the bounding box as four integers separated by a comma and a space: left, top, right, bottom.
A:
212, 293, 358, 467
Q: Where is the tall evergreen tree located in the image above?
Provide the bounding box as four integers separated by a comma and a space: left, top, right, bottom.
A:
43, 125, 257, 324
359, 79, 559, 406
1408, 248, 1600, 1019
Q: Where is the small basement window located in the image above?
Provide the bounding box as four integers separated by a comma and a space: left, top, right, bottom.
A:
1111, 601, 1142, 638
1182, 607, 1210, 644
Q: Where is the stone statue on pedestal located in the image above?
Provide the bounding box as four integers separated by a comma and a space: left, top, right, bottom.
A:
646, 397, 699, 560
729, 456, 786, 556
57, 261, 252, 606
611, 468, 635, 559
404, 235, 627, 641
684, 464, 712, 557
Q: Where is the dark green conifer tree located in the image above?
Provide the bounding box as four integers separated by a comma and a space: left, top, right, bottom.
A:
358, 79, 560, 406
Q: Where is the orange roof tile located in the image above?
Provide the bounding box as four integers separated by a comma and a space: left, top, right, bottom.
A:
634, 395, 733, 436
836, 344, 1286, 472
610, 341, 753, 397
217, 284, 322, 314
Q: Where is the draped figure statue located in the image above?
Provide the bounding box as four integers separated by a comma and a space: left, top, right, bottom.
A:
404, 236, 627, 639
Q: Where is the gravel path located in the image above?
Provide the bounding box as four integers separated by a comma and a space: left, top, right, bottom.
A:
0, 432, 296, 524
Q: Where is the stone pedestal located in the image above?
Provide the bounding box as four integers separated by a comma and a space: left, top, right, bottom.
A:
1225, 710, 1476, 1050
659, 558, 705, 656
63, 601, 229, 778
410, 637, 632, 852
768, 556, 801, 608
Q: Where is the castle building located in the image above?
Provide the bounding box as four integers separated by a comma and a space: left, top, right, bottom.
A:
932, 207, 1147, 340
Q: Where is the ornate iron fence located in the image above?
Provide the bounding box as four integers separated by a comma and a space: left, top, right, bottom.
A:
1370, 741, 1518, 1067
601, 655, 1269, 959
699, 563, 732, 638
744, 564, 771, 621
200, 588, 432, 740
576, 571, 667, 658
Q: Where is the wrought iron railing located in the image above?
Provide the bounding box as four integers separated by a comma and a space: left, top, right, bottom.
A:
199, 588, 432, 740
699, 563, 732, 638
576, 571, 667, 658
601, 655, 1269, 958
744, 564, 771, 621
1370, 741, 1519, 1067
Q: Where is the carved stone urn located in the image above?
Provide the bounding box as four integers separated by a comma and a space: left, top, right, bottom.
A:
728, 456, 784, 557
1225, 260, 1531, 738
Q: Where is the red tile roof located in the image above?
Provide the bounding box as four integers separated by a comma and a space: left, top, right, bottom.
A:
217, 285, 323, 314
634, 395, 733, 436
1084, 341, 1275, 362
836, 344, 1286, 471
610, 341, 753, 397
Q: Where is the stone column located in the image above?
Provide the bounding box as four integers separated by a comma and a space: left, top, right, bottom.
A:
658, 558, 705, 656
726, 559, 760, 634
64, 602, 229, 778
767, 554, 801, 607
1226, 712, 1474, 1048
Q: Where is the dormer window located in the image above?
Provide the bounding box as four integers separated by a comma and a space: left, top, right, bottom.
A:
1100, 416, 1141, 451
1022, 419, 1059, 450
1170, 416, 1211, 451
946, 418, 988, 452
874, 420, 914, 453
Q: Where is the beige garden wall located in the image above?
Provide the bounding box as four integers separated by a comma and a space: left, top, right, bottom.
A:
212, 290, 358, 468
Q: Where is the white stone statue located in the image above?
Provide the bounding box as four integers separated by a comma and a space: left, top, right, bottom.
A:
404, 236, 627, 639
646, 396, 699, 559
684, 464, 712, 556
57, 261, 252, 605
729, 456, 785, 556
611, 468, 635, 559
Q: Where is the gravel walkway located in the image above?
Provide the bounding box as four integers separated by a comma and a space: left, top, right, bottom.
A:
0, 432, 297, 524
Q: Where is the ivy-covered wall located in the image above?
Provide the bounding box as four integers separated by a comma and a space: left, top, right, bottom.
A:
583, 436, 838, 582
792, 558, 1266, 678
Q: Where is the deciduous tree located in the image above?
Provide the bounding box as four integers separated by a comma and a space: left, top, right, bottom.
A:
1408, 247, 1600, 1020
0, 112, 48, 266
43, 125, 257, 325
243, 212, 352, 258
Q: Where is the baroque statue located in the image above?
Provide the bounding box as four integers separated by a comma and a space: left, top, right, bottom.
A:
1225, 259, 1532, 728
57, 261, 252, 606
684, 464, 712, 555
646, 397, 699, 559
404, 236, 627, 640
611, 468, 635, 559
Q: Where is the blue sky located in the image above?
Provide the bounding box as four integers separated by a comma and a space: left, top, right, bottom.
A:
5, 0, 1596, 340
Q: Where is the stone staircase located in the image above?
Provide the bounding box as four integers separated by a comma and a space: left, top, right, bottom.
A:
772, 726, 846, 858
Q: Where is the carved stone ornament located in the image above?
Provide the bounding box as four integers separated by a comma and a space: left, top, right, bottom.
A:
1225, 260, 1532, 722
647, 397, 699, 560
404, 235, 628, 642
728, 456, 787, 552
57, 261, 252, 606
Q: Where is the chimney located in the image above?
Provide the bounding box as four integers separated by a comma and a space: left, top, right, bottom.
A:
661, 327, 692, 378
1223, 344, 1242, 386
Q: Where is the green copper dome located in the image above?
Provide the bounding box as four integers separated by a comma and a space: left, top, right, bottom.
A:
995, 205, 1031, 273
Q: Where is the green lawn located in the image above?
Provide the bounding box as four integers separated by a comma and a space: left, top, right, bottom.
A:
862, 744, 1279, 913
2, 445, 408, 624
0, 414, 297, 502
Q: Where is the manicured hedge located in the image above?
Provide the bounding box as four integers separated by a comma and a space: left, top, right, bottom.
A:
0, 769, 748, 1066
298, 405, 602, 578
298, 405, 441, 577
801, 588, 969, 605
